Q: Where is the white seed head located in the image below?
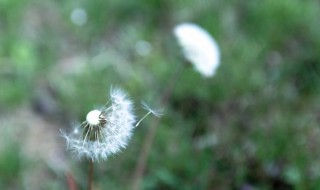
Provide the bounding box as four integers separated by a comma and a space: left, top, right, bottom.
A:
174, 22, 220, 77
62, 87, 136, 162
86, 110, 101, 125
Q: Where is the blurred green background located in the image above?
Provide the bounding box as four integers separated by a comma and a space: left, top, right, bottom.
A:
1, 0, 320, 189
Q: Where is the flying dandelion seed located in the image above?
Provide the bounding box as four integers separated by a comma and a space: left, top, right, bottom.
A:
62, 87, 161, 162
173, 23, 220, 77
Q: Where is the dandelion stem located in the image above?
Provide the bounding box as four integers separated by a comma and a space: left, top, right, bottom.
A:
65, 172, 78, 190
132, 65, 182, 190
88, 159, 94, 190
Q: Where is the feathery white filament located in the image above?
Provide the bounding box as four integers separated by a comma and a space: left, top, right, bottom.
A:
135, 102, 163, 127
174, 23, 220, 77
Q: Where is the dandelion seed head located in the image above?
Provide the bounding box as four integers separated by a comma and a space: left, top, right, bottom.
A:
62, 87, 137, 162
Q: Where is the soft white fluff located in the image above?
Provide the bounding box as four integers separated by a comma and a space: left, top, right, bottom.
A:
174, 23, 220, 77
62, 87, 136, 162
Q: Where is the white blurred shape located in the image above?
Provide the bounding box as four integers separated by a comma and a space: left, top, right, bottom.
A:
174, 23, 220, 77
135, 40, 152, 56
70, 8, 87, 26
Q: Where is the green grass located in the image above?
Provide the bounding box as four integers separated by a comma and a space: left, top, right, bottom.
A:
1, 0, 320, 189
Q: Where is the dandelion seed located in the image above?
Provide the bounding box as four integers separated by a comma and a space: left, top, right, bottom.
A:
141, 102, 163, 118
135, 102, 163, 127
173, 23, 220, 77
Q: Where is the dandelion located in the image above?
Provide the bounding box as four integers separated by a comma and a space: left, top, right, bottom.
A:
173, 22, 220, 77
62, 87, 162, 162
63, 88, 132, 162
62, 87, 161, 190
62, 87, 138, 162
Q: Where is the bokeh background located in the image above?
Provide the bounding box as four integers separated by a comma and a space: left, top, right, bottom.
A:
1, 0, 320, 189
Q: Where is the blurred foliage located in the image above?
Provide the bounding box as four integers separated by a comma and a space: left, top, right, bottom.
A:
0, 142, 21, 188
1, 0, 320, 189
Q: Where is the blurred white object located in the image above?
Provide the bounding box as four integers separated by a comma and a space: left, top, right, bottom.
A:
70, 8, 87, 26
61, 87, 161, 162
174, 23, 220, 77
135, 40, 152, 56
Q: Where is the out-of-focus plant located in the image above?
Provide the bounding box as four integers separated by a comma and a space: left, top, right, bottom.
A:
132, 22, 220, 190
62, 87, 160, 189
